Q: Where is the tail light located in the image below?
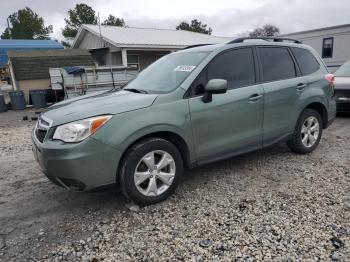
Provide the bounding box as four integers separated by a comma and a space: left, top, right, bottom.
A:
325, 73, 335, 88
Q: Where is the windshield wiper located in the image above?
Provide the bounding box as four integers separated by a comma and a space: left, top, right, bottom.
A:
124, 88, 148, 94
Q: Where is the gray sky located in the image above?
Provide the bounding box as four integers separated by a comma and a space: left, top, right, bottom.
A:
1, 0, 350, 39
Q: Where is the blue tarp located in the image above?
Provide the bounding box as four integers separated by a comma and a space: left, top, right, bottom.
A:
64, 66, 85, 75
0, 40, 63, 68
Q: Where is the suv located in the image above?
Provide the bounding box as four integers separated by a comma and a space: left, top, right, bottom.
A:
334, 61, 350, 112
32, 37, 336, 205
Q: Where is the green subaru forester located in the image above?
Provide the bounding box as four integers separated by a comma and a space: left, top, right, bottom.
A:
32, 37, 336, 205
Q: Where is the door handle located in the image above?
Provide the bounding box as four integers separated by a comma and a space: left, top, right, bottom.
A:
249, 94, 263, 102
296, 83, 307, 91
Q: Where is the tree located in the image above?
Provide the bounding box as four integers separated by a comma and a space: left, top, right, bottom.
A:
62, 3, 97, 40
102, 15, 126, 27
249, 24, 280, 37
1, 7, 53, 39
176, 19, 212, 35
61, 40, 72, 48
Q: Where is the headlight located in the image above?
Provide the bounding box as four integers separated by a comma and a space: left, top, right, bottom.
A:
53, 115, 112, 143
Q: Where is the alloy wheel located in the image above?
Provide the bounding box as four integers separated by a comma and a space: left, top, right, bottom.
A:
301, 116, 320, 148
134, 150, 176, 196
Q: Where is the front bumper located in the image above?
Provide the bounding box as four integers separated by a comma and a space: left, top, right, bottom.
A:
335, 89, 350, 112
32, 131, 122, 191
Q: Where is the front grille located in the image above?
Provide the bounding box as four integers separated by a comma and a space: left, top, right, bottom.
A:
34, 116, 51, 143
35, 128, 47, 143
40, 118, 50, 126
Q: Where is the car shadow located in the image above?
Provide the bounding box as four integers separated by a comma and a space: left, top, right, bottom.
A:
336, 112, 350, 118
183, 143, 291, 183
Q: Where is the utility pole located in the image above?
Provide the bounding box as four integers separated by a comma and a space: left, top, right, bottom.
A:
98, 12, 103, 48
6, 18, 12, 39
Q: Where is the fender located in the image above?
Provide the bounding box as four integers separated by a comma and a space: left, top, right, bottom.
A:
295, 95, 328, 127
119, 124, 191, 152
294, 74, 330, 126
93, 99, 196, 164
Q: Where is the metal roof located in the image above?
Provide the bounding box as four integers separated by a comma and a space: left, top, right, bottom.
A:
8, 49, 94, 81
0, 40, 63, 68
8, 49, 90, 58
73, 24, 230, 49
282, 23, 350, 37
0, 40, 63, 49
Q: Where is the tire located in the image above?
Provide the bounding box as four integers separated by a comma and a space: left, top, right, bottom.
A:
119, 137, 183, 205
287, 109, 323, 154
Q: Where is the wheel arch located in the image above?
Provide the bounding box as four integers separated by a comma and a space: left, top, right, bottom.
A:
117, 130, 193, 182
303, 102, 328, 129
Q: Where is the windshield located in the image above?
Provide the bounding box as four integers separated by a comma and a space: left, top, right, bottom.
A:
124, 51, 210, 93
335, 61, 350, 77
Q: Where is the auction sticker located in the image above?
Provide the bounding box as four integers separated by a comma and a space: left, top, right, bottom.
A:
174, 65, 196, 72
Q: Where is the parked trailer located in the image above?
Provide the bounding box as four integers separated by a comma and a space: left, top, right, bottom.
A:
49, 66, 139, 99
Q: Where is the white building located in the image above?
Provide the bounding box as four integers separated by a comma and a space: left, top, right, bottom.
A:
283, 24, 350, 72
72, 25, 229, 70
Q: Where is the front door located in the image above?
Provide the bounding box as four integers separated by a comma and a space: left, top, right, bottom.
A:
188, 48, 264, 164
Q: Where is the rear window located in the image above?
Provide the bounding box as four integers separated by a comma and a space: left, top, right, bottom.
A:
258, 47, 296, 82
291, 47, 320, 75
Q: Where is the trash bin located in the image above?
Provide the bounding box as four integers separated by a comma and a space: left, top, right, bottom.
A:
30, 89, 47, 109
0, 94, 7, 112
9, 91, 26, 110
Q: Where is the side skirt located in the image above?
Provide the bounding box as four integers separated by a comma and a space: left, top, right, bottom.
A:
190, 133, 294, 169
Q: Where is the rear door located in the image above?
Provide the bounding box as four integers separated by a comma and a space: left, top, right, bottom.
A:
257, 46, 307, 146
188, 48, 264, 163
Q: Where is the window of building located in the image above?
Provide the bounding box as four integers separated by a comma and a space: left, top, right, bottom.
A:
258, 47, 296, 82
291, 47, 320, 75
154, 54, 165, 61
322, 37, 334, 58
127, 54, 139, 68
207, 48, 256, 90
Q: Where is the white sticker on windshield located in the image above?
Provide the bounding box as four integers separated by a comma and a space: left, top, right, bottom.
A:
174, 65, 196, 72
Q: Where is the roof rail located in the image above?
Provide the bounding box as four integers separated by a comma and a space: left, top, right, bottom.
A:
184, 44, 212, 49
228, 37, 302, 44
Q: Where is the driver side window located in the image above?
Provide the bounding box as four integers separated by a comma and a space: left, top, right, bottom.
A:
190, 69, 207, 96
189, 48, 256, 96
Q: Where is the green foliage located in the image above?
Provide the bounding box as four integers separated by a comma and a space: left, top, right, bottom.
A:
249, 24, 280, 37
62, 3, 97, 39
1, 7, 53, 40
176, 19, 212, 35
61, 40, 72, 48
102, 15, 126, 27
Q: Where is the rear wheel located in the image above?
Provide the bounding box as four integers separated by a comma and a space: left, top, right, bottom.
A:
287, 109, 323, 154
119, 137, 183, 205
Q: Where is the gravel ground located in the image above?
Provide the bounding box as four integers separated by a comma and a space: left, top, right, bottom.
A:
0, 109, 349, 261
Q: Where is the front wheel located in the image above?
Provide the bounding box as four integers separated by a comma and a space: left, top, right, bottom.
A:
287, 109, 323, 154
119, 137, 183, 205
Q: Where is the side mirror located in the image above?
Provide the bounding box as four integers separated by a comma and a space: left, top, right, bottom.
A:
202, 79, 228, 103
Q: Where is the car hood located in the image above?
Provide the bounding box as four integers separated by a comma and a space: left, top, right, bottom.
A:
42, 90, 158, 126
334, 77, 350, 90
